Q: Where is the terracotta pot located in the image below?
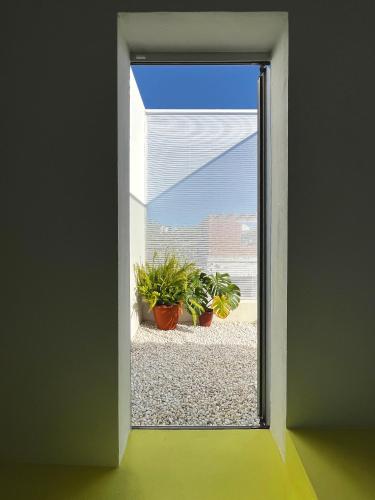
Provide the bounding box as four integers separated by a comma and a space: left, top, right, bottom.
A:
152, 304, 180, 330
199, 309, 213, 327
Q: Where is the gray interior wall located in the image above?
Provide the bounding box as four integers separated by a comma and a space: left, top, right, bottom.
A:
2, 0, 375, 467
1, 4, 120, 466
286, 1, 375, 427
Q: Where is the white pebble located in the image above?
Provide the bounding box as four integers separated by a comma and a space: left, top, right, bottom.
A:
131, 320, 259, 427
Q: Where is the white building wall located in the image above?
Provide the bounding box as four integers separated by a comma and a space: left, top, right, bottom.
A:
129, 70, 146, 339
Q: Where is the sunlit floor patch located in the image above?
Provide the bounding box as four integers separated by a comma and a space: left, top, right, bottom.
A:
131, 321, 259, 427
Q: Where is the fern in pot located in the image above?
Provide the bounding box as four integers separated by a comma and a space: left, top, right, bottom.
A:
135, 254, 197, 330
186, 272, 241, 327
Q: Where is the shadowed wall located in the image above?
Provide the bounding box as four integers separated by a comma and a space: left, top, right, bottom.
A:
2, 0, 375, 465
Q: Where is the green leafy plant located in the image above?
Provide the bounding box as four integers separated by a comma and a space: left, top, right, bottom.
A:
186, 272, 241, 321
184, 270, 206, 325
135, 253, 197, 309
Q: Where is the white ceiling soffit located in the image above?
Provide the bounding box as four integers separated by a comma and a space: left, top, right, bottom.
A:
119, 12, 287, 54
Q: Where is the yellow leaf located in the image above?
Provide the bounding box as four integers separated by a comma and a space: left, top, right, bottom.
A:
212, 295, 230, 319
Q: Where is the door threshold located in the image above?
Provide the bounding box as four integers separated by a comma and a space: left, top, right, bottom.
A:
131, 424, 270, 430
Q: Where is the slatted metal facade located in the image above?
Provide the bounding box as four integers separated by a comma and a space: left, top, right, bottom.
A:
145, 110, 258, 299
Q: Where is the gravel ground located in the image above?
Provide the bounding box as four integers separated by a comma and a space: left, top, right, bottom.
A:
131, 321, 259, 427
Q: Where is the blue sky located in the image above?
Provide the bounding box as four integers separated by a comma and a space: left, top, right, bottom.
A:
132, 64, 260, 109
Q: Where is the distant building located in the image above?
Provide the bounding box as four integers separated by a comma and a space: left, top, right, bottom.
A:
206, 215, 257, 299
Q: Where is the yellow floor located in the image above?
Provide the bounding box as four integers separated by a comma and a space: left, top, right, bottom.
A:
4, 429, 373, 499
0, 430, 287, 500
289, 429, 375, 500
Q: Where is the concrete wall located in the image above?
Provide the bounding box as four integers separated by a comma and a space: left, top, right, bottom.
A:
129, 71, 146, 338
0, 4, 121, 466
285, 2, 375, 427
2, 2, 375, 467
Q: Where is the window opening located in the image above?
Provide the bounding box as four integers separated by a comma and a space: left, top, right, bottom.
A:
130, 62, 268, 428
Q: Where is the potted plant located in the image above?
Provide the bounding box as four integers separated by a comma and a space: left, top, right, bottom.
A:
186, 272, 241, 327
184, 270, 206, 325
135, 254, 196, 330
